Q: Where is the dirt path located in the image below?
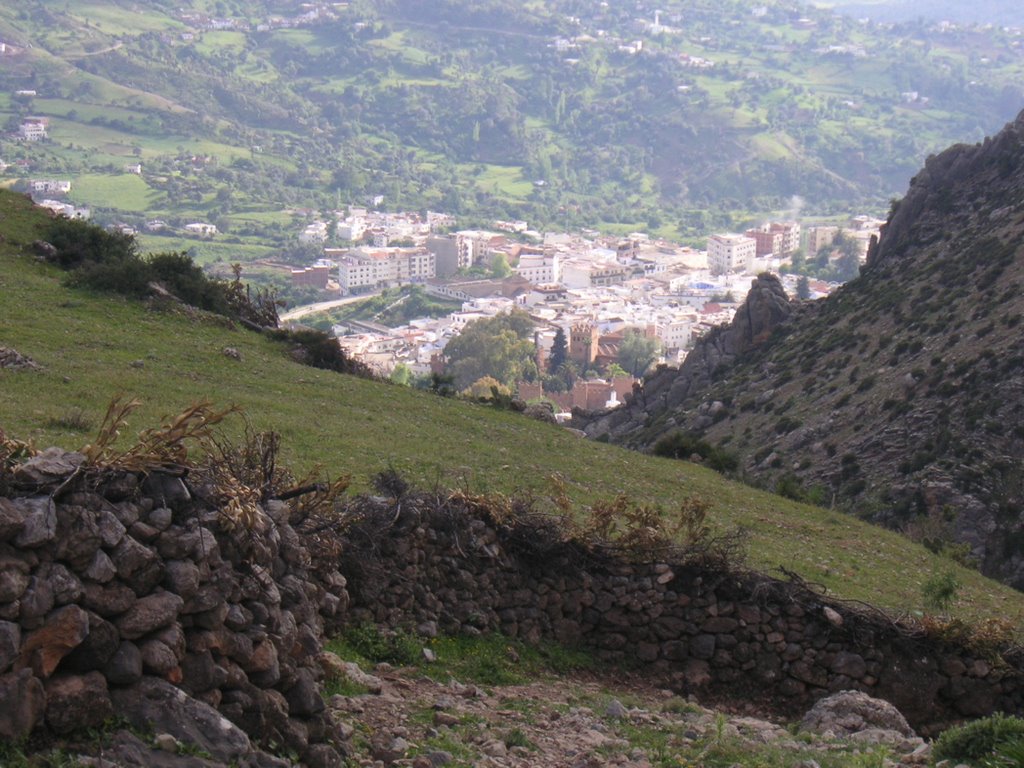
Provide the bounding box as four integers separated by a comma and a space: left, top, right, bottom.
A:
329, 663, 931, 767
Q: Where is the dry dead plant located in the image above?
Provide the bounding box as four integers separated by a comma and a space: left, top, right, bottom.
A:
1, 427, 37, 494
198, 417, 350, 534
919, 614, 1018, 663
81, 396, 237, 473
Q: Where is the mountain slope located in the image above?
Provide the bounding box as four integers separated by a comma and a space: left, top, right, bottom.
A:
2, 189, 1024, 623
579, 109, 1024, 587
1, 0, 1023, 242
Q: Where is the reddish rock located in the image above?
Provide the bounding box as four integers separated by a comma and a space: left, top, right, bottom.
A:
18, 604, 90, 678
61, 612, 119, 673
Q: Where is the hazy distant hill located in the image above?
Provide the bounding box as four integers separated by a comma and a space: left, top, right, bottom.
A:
0, 0, 1022, 247
821, 0, 1024, 26
579, 109, 1024, 588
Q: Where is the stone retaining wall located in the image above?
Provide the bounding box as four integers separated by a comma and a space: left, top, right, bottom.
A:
0, 450, 349, 767
1, 451, 1021, 761
340, 496, 1024, 735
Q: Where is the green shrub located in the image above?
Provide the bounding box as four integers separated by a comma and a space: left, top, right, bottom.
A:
985, 737, 1024, 767
652, 431, 738, 473
775, 474, 805, 501
337, 624, 421, 666
44, 216, 136, 269
269, 327, 374, 378
933, 714, 1024, 766
922, 569, 961, 612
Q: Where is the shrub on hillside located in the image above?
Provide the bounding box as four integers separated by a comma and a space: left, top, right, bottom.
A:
652, 431, 738, 473
42, 219, 265, 322
932, 714, 1024, 766
43, 217, 136, 269
269, 327, 374, 378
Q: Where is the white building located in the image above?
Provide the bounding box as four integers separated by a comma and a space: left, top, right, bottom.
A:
338, 246, 435, 292
18, 118, 48, 142
515, 251, 561, 285
184, 222, 218, 236
656, 318, 695, 351
299, 220, 329, 244
707, 234, 756, 275
336, 215, 367, 242
38, 199, 89, 219
29, 179, 71, 194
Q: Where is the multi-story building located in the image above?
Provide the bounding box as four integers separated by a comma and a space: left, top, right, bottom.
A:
29, 179, 72, 195
514, 249, 561, 285
707, 234, 756, 275
656, 318, 694, 352
290, 260, 334, 289
805, 226, 839, 256
426, 234, 461, 278
770, 221, 801, 254
455, 230, 507, 268
569, 323, 599, 365
18, 118, 48, 141
744, 221, 801, 257
744, 228, 785, 258
337, 246, 435, 292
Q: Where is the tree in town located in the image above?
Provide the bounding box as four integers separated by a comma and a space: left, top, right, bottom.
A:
548, 326, 568, 375
796, 275, 811, 300
444, 310, 537, 389
617, 329, 661, 378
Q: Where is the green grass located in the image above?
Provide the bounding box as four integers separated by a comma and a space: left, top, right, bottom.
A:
134, 235, 279, 266
69, 173, 160, 211
1, 190, 1023, 627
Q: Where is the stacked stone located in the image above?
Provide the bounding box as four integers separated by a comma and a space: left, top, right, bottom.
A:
340, 496, 1024, 735
0, 450, 349, 767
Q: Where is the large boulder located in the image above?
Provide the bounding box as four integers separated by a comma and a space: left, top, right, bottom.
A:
111, 677, 253, 762
800, 690, 915, 738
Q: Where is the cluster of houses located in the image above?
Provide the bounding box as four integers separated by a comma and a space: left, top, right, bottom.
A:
292, 215, 814, 409
287, 205, 880, 414
176, 2, 346, 37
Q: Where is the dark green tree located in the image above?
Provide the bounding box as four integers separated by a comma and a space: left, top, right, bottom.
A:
548, 327, 568, 375
796, 275, 811, 300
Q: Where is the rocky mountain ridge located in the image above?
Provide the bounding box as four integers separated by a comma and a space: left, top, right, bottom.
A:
576, 109, 1024, 587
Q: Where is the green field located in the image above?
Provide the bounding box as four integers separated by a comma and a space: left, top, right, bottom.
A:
69, 173, 161, 211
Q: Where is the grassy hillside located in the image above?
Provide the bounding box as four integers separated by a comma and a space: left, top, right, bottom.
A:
1, 190, 1023, 629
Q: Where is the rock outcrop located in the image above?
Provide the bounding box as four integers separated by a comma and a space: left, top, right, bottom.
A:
574, 110, 1024, 587
576, 273, 794, 440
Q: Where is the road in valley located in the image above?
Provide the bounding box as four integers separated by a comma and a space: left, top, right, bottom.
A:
279, 290, 382, 322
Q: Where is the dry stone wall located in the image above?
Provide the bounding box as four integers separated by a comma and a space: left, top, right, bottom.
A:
0, 449, 349, 768
340, 495, 1024, 736
2, 448, 1022, 762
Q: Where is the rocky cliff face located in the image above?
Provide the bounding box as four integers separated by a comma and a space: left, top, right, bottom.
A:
576, 110, 1024, 588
